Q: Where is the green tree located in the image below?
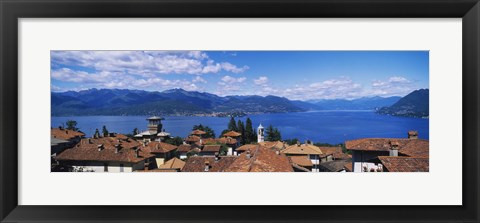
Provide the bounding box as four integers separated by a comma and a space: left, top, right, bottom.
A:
102, 125, 109, 137
245, 118, 255, 144
284, 138, 300, 145
237, 120, 246, 145
65, 120, 79, 131
219, 144, 229, 156
228, 116, 237, 131
186, 149, 199, 158
165, 136, 184, 146
94, 128, 100, 138
265, 124, 282, 141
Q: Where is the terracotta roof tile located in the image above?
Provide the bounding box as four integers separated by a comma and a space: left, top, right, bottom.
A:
282, 144, 323, 155
345, 138, 429, 158
202, 145, 221, 152
185, 135, 201, 142
258, 141, 286, 150
182, 156, 237, 172
56, 136, 154, 163
177, 144, 193, 152
344, 163, 353, 172
318, 147, 350, 160
223, 131, 241, 137
158, 157, 185, 170
201, 138, 217, 145
289, 156, 313, 167
236, 144, 258, 152
51, 128, 85, 140
378, 156, 429, 172
225, 147, 294, 172
191, 129, 206, 135
145, 141, 177, 154
319, 159, 352, 172
217, 137, 237, 145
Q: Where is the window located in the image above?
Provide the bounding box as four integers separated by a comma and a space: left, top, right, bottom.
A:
120, 164, 124, 172
104, 163, 108, 172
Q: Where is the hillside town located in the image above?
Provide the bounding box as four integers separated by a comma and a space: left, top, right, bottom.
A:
51, 116, 429, 173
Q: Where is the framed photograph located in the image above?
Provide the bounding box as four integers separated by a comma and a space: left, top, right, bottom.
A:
1, 0, 479, 222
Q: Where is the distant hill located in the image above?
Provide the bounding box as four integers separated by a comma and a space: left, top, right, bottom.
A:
51, 88, 307, 116
377, 89, 429, 118
309, 96, 401, 110
51, 88, 405, 116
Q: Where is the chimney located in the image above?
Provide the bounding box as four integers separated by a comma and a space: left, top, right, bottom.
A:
135, 148, 140, 158
88, 138, 92, 144
389, 141, 399, 156
214, 152, 219, 161
115, 144, 121, 153
66, 130, 69, 134
275, 150, 280, 155
408, 131, 418, 139
246, 150, 251, 159
97, 144, 104, 151
296, 141, 301, 146
204, 161, 210, 172
377, 164, 383, 172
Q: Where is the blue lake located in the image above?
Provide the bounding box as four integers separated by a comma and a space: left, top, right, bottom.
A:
51, 111, 429, 144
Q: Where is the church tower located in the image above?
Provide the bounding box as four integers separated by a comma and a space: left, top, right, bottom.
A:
257, 124, 264, 143
146, 116, 163, 133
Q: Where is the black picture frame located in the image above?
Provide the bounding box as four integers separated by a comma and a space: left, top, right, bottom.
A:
1, 0, 479, 222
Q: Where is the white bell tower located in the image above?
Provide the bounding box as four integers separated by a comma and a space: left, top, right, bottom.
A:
257, 124, 264, 143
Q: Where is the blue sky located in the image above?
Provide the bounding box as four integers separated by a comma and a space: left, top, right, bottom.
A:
51, 51, 428, 100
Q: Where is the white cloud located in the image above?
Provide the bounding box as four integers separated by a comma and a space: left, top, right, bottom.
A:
51, 67, 202, 92
221, 62, 249, 73
254, 76, 269, 85
369, 76, 416, 97
192, 76, 207, 83
220, 75, 247, 84
51, 51, 248, 77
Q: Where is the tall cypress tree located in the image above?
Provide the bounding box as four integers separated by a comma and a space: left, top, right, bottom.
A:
237, 120, 246, 145
102, 125, 109, 137
228, 116, 237, 131
265, 124, 275, 141
245, 118, 254, 144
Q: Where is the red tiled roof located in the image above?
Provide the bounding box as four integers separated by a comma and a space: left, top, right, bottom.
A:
258, 141, 286, 150
158, 157, 185, 170
289, 156, 313, 167
202, 145, 221, 152
177, 144, 193, 153
344, 163, 353, 172
318, 147, 350, 160
191, 129, 206, 135
185, 135, 201, 142
236, 144, 258, 152
217, 137, 237, 145
56, 136, 154, 163
223, 131, 241, 137
51, 128, 85, 140
378, 156, 429, 172
182, 156, 237, 172
225, 147, 294, 172
345, 138, 429, 158
282, 144, 323, 155
145, 141, 177, 154
201, 138, 217, 145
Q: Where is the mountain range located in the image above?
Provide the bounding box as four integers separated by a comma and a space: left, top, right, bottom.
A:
51, 88, 418, 116
377, 89, 429, 118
